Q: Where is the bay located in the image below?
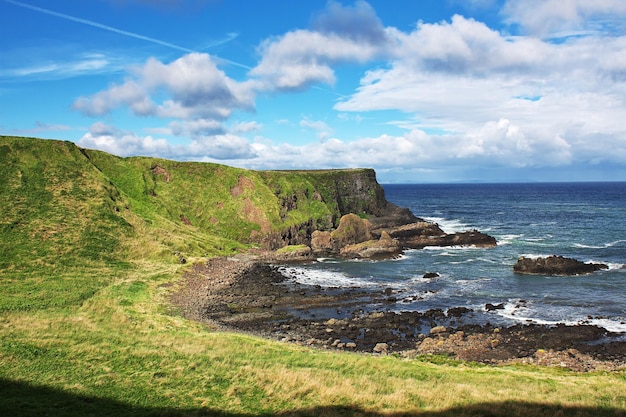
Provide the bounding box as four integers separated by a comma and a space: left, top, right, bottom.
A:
279, 182, 626, 334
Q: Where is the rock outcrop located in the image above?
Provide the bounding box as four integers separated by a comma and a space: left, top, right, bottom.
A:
330, 213, 372, 250
305, 213, 496, 259
340, 231, 402, 259
375, 222, 497, 250
513, 255, 608, 276
259, 167, 497, 258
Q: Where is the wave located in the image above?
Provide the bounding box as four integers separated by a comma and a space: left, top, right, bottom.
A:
277, 266, 377, 288
583, 260, 625, 271
574, 240, 626, 249
422, 216, 469, 234
423, 245, 482, 253
496, 234, 524, 245
517, 253, 553, 260
493, 300, 626, 333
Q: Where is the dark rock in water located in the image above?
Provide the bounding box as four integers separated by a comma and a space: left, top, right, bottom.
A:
447, 306, 473, 317
423, 272, 440, 279
485, 303, 505, 311
513, 255, 608, 276
423, 308, 446, 319
441, 230, 497, 248
385, 224, 497, 249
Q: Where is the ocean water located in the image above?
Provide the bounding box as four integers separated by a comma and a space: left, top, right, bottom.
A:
278, 183, 626, 334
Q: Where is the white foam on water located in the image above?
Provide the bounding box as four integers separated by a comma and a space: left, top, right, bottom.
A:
518, 253, 554, 260
588, 318, 626, 333
574, 239, 626, 249
454, 277, 493, 293
449, 258, 477, 265
578, 258, 625, 271
493, 300, 626, 334
277, 266, 377, 288
476, 257, 499, 264
423, 216, 469, 234
423, 245, 481, 253
497, 234, 524, 245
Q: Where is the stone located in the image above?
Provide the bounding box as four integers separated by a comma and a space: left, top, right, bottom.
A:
311, 230, 333, 253
373, 342, 389, 354
339, 230, 402, 259
331, 214, 372, 249
430, 326, 448, 335
447, 307, 473, 317
513, 255, 608, 276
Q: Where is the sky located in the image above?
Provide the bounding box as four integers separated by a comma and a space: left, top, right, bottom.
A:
2, 0, 626, 183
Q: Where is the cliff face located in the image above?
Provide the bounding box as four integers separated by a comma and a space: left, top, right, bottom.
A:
256, 168, 405, 249
0, 136, 412, 263
310, 168, 388, 216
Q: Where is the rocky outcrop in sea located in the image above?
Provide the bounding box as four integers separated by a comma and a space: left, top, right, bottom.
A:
513, 255, 608, 275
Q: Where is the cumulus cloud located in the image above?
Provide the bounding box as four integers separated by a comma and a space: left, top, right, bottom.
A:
78, 122, 171, 157
331, 11, 626, 178
74, 53, 255, 120
502, 0, 626, 38
311, 0, 387, 44
78, 121, 257, 160
72, 1, 626, 181
249, 1, 394, 91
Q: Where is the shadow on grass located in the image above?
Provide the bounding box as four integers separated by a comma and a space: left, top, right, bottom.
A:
1, 378, 623, 417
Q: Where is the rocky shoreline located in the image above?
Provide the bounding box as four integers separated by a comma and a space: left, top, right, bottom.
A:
171, 254, 626, 373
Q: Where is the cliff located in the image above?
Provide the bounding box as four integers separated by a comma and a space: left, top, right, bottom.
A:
0, 136, 415, 268
0, 136, 495, 268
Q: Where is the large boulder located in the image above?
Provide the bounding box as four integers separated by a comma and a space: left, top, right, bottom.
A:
311, 230, 333, 254
340, 231, 401, 259
513, 255, 608, 275
330, 213, 372, 250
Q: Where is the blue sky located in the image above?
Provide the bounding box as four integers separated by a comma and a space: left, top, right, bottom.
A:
2, 0, 626, 183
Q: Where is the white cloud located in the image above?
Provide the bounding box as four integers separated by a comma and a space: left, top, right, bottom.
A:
78, 121, 257, 160
300, 117, 333, 141
503, 0, 626, 38
168, 119, 225, 137
70, 1, 626, 181
74, 53, 255, 120
78, 122, 170, 157
331, 12, 626, 178
311, 0, 388, 44
231, 121, 262, 134
73, 80, 150, 117
249, 1, 394, 91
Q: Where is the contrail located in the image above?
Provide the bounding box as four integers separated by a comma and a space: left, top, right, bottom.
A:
3, 0, 251, 70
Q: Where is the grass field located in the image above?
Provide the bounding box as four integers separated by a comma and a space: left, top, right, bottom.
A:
1, 136, 625, 416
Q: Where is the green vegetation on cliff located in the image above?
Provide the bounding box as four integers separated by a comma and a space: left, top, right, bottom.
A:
1, 136, 388, 271
1, 136, 624, 416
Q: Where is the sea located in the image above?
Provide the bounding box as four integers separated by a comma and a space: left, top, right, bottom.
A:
277, 182, 626, 335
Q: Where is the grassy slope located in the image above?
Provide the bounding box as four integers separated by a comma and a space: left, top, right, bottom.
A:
0, 136, 624, 417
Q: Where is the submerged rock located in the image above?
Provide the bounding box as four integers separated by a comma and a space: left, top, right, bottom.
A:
513, 255, 608, 276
